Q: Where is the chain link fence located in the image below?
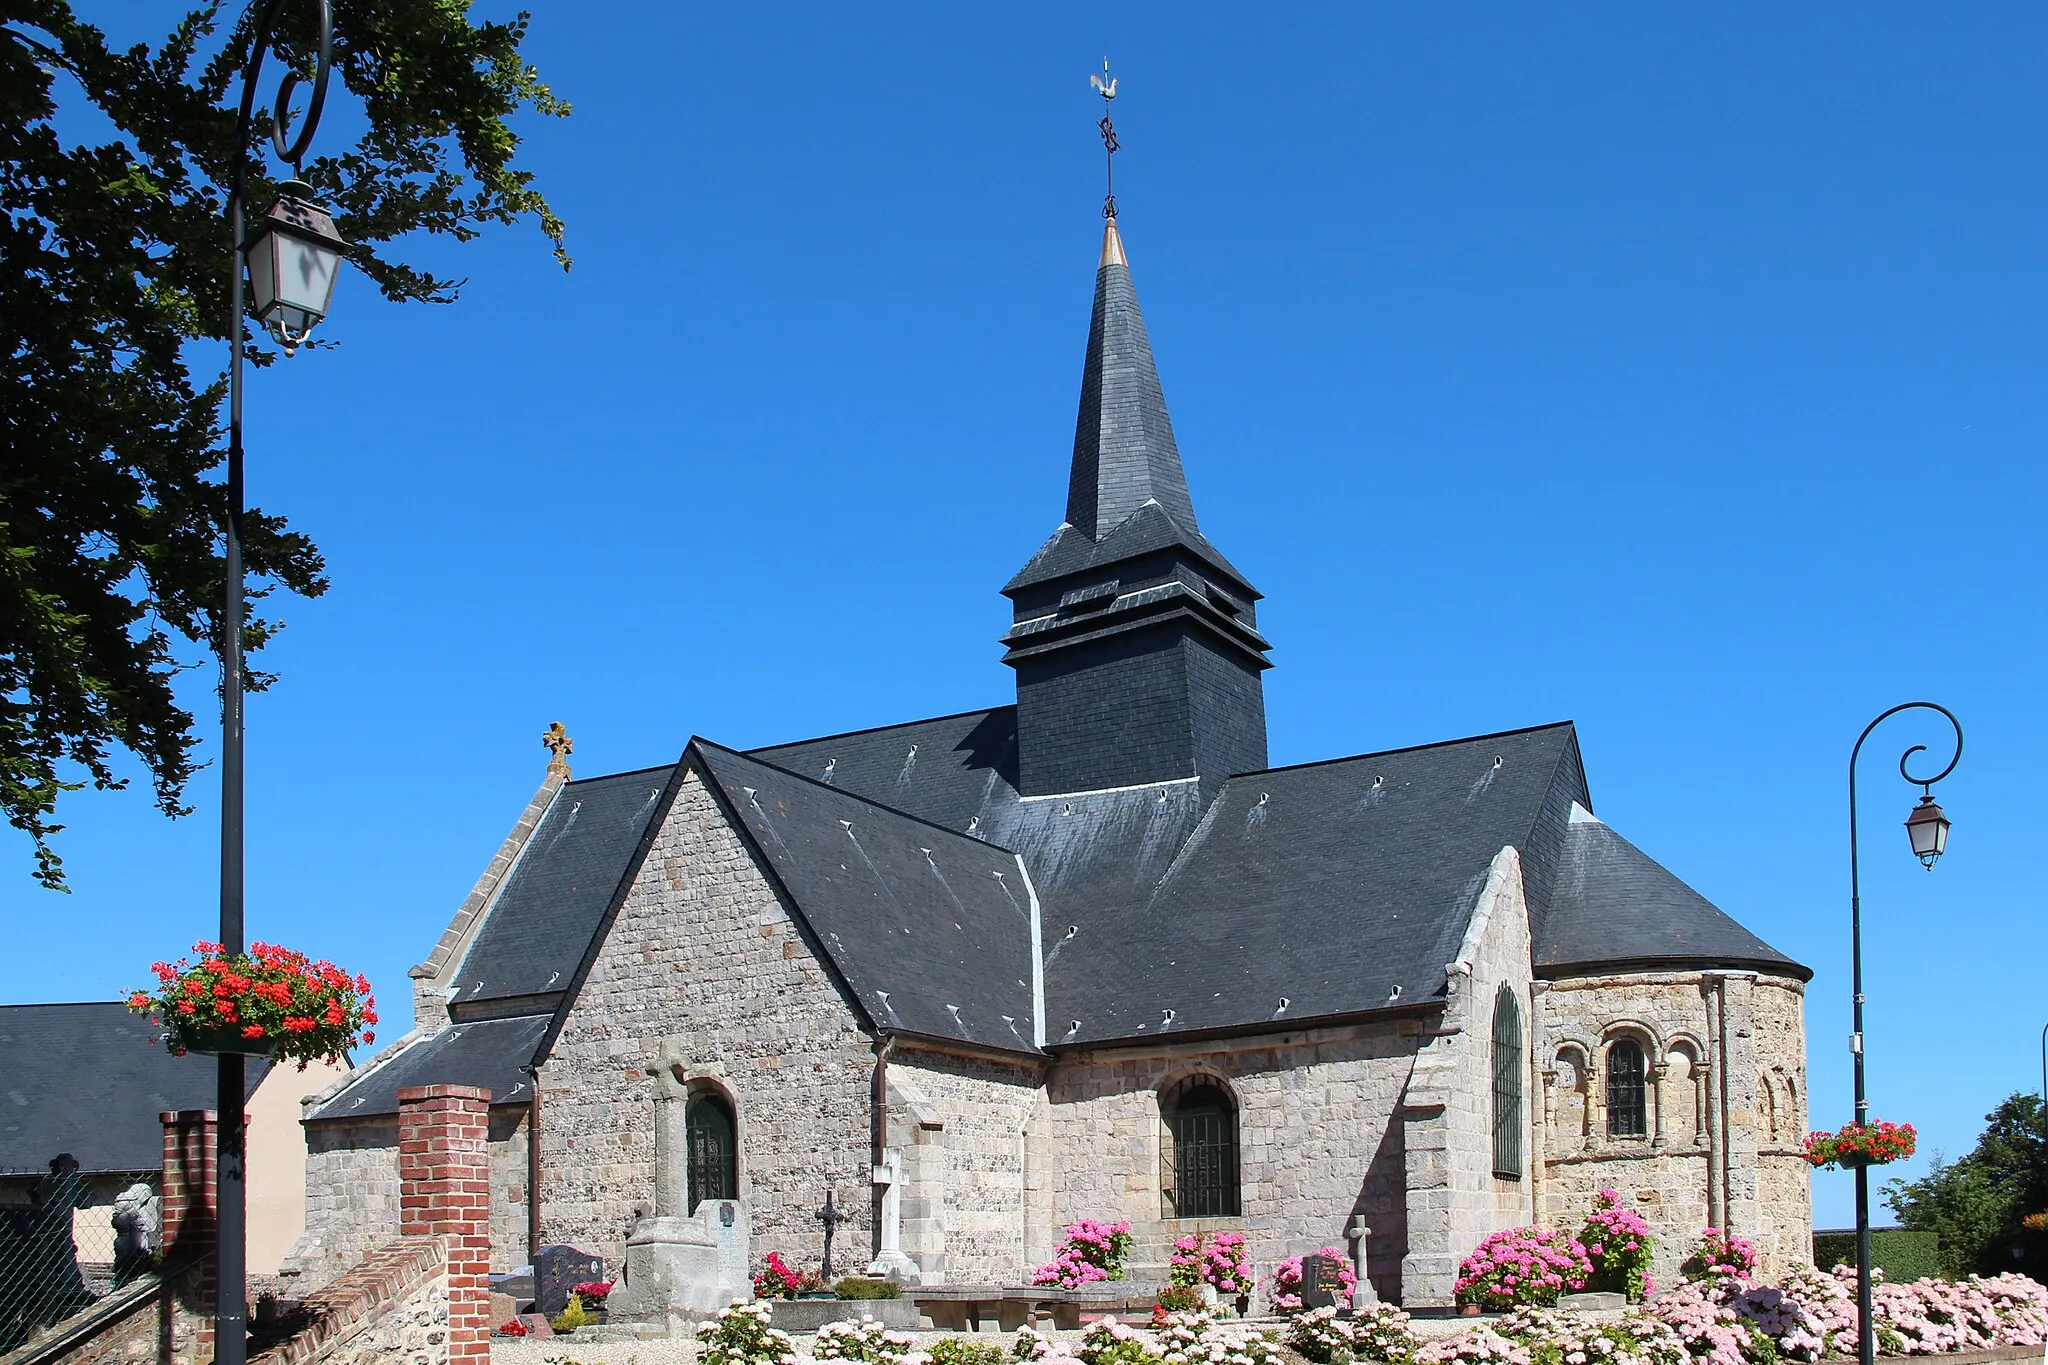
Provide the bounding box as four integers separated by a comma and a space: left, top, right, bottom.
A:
0, 1158, 160, 1353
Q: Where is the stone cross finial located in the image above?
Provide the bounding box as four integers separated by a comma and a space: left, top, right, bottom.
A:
542, 722, 573, 777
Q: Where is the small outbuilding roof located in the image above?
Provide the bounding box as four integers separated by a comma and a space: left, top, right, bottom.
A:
306, 1013, 547, 1120
0, 1002, 268, 1175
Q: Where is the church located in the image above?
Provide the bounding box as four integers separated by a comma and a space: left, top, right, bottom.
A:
292, 201, 1814, 1309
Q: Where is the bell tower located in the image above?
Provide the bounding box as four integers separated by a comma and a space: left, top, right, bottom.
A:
1001, 216, 1272, 796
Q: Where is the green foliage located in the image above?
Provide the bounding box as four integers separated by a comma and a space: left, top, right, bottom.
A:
1811, 1229, 1943, 1283
833, 1277, 902, 1300
694, 1301, 797, 1365
549, 1293, 594, 1333
1156, 1284, 1204, 1313
1884, 1091, 2048, 1281
0, 0, 568, 887
927, 1339, 1008, 1365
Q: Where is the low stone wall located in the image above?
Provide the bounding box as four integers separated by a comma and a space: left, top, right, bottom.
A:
250, 1240, 444, 1365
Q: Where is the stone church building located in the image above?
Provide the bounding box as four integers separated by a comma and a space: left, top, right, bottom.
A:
294, 212, 1813, 1307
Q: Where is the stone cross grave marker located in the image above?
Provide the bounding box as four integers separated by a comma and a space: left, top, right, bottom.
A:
1300, 1252, 1343, 1311
535, 1244, 604, 1318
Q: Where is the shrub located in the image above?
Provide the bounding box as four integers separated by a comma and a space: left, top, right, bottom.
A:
696, 1300, 799, 1365
814, 1316, 922, 1365
836, 1277, 904, 1300
551, 1294, 596, 1333
755, 1251, 804, 1300
930, 1339, 1009, 1365
1810, 1229, 1940, 1284
1580, 1188, 1656, 1302
1454, 1227, 1591, 1310
1032, 1219, 1134, 1288
1154, 1310, 1284, 1365
1013, 1325, 1053, 1361
1076, 1319, 1157, 1365
1156, 1285, 1204, 1314
1268, 1249, 1357, 1314
1681, 1229, 1758, 1286
1286, 1304, 1417, 1364
1168, 1231, 1253, 1296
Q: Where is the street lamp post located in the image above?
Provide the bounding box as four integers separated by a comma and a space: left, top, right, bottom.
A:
1847, 702, 1961, 1365
218, 5, 346, 1365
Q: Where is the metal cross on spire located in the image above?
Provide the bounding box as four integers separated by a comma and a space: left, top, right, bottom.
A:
1091, 57, 1120, 219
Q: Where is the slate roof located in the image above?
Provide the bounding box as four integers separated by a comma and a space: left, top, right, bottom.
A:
1035, 723, 1589, 1042
0, 1003, 269, 1174
306, 1014, 547, 1120
694, 741, 1042, 1055
449, 765, 675, 1007
1536, 808, 1810, 980
1007, 222, 1252, 595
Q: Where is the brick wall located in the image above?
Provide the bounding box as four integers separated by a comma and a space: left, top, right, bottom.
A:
396, 1085, 491, 1365
159, 1109, 219, 1358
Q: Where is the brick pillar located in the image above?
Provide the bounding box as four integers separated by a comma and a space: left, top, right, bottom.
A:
398, 1085, 491, 1365
161, 1109, 219, 1354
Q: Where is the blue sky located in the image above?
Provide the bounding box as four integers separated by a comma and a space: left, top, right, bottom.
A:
9, 4, 2045, 1231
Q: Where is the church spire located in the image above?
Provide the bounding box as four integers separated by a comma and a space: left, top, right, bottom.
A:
998, 79, 1271, 799
1062, 218, 1202, 541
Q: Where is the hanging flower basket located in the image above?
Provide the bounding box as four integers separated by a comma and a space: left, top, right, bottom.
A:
1804, 1119, 1916, 1170
129, 941, 377, 1069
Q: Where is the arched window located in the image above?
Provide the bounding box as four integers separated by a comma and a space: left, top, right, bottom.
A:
1606, 1040, 1647, 1138
1491, 986, 1523, 1178
1160, 1077, 1240, 1218
685, 1093, 738, 1212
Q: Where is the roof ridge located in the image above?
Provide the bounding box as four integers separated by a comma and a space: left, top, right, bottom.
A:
748, 705, 1013, 752
564, 761, 678, 786
0, 1000, 132, 1011
1224, 720, 1578, 779
693, 737, 1022, 854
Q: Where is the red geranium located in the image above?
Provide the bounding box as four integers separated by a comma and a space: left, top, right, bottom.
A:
1805, 1119, 1917, 1169
129, 941, 376, 1068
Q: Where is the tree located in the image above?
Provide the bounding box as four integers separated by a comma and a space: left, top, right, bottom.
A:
1884, 1091, 2048, 1282
1, 0, 568, 887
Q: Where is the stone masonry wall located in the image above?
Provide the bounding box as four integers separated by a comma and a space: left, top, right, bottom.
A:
1537, 969, 1810, 1285
1032, 1021, 1420, 1302
537, 767, 877, 1266
1400, 845, 1536, 1307
296, 1110, 528, 1283
886, 1047, 1043, 1285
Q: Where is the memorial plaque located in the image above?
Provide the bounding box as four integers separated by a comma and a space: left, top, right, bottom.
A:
535, 1244, 604, 1318
1300, 1253, 1342, 1311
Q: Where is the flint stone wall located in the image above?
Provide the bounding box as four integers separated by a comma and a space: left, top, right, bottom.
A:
1029, 1021, 1421, 1301
886, 1047, 1042, 1286
537, 767, 875, 1267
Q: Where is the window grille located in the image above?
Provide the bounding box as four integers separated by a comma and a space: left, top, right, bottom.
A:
1491, 986, 1523, 1178
1161, 1079, 1240, 1218
686, 1094, 738, 1211
1607, 1039, 1648, 1137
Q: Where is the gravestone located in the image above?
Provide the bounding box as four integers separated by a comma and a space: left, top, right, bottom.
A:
535, 1245, 604, 1318
1300, 1253, 1343, 1311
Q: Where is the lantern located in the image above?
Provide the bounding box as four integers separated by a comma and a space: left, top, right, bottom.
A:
242, 180, 346, 353
1903, 794, 1950, 869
